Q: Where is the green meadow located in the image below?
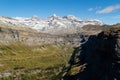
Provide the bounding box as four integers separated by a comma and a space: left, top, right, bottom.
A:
0, 42, 74, 80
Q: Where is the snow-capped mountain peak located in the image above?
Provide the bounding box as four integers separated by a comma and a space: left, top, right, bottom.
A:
51, 14, 57, 17
31, 15, 40, 21
63, 15, 81, 21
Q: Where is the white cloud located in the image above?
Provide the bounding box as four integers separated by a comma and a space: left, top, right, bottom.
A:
88, 6, 101, 12
88, 8, 94, 11
97, 4, 120, 14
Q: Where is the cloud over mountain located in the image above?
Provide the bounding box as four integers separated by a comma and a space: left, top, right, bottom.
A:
97, 4, 120, 14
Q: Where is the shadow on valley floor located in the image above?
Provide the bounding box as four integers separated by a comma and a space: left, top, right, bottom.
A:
63, 30, 120, 80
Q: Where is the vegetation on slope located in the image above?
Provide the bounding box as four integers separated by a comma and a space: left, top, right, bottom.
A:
0, 42, 74, 80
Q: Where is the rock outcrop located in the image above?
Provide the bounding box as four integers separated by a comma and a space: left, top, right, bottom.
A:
63, 25, 120, 80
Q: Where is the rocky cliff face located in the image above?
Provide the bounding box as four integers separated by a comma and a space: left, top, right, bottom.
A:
0, 27, 82, 45
0, 27, 57, 45
0, 19, 106, 45
63, 25, 120, 80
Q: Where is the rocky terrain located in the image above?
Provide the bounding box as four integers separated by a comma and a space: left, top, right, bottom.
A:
0, 15, 105, 46
0, 24, 109, 46
63, 24, 120, 80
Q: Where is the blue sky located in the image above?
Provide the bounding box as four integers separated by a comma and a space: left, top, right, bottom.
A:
0, 0, 120, 24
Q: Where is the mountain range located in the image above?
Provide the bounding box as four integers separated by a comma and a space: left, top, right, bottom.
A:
0, 14, 103, 34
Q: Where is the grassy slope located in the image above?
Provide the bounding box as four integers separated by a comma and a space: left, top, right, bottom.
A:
0, 42, 74, 80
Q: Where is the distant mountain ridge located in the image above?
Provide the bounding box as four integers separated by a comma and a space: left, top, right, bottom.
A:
0, 14, 103, 34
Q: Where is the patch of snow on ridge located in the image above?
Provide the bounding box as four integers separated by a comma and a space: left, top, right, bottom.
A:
0, 15, 104, 33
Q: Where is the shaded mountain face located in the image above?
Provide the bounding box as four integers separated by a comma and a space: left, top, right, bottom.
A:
0, 26, 84, 45
63, 26, 120, 80
0, 15, 103, 34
